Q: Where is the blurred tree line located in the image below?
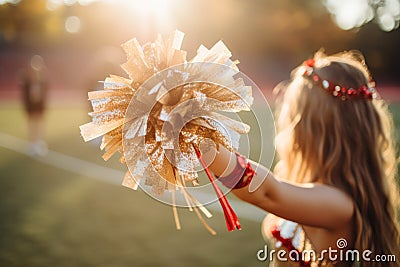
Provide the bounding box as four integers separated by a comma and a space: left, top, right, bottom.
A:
0, 0, 399, 83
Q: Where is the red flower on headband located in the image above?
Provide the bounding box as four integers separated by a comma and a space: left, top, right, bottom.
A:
302, 62, 377, 100
304, 59, 315, 67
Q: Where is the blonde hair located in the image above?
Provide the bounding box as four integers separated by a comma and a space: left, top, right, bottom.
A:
274, 50, 399, 266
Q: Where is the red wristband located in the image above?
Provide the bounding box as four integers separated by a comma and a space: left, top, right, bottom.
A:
218, 152, 255, 189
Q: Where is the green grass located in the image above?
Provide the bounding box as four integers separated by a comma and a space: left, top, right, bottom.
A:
0, 103, 266, 267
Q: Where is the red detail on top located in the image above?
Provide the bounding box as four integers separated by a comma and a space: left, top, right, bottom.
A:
270, 225, 311, 267
304, 59, 315, 67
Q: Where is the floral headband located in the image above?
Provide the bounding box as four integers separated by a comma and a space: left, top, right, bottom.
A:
302, 59, 377, 101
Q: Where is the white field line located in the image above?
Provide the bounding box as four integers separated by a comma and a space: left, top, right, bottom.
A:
0, 132, 266, 223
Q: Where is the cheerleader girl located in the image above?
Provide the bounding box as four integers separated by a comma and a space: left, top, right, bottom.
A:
205, 50, 399, 266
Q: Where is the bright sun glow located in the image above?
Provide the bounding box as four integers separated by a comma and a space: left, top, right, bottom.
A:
44, 0, 174, 32
139, 0, 168, 16
124, 0, 173, 32
127, 0, 170, 21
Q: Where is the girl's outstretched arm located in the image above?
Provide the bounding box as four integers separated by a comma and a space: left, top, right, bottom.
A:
203, 145, 354, 230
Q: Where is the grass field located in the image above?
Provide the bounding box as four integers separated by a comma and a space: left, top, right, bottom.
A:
0, 101, 399, 267
0, 102, 268, 267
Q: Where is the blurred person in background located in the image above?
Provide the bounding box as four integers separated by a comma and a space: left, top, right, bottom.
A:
20, 55, 48, 156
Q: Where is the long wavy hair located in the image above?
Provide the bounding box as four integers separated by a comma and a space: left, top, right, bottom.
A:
274, 50, 399, 266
